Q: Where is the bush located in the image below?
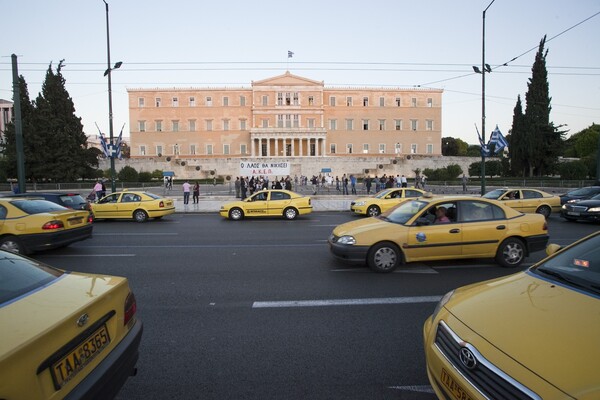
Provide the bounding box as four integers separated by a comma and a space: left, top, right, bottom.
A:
422, 164, 463, 181
117, 166, 139, 182
559, 160, 588, 180
152, 169, 164, 180
138, 171, 152, 182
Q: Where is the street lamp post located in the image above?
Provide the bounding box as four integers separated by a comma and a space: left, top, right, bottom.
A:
103, 0, 122, 193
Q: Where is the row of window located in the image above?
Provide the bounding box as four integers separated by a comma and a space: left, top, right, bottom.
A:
138, 143, 434, 156
139, 94, 435, 108
138, 118, 435, 132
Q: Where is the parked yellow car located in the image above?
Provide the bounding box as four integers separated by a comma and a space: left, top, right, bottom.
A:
0, 250, 142, 399
328, 195, 548, 272
91, 191, 175, 222
0, 198, 93, 254
423, 231, 600, 400
220, 190, 312, 220
350, 187, 426, 216
483, 188, 561, 218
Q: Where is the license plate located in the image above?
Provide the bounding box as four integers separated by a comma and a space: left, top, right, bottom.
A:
68, 217, 83, 225
567, 211, 580, 216
51, 324, 111, 388
441, 369, 474, 400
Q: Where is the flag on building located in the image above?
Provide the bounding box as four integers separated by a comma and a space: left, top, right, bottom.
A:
488, 125, 508, 154
95, 123, 110, 157
115, 124, 125, 159
287, 50, 294, 58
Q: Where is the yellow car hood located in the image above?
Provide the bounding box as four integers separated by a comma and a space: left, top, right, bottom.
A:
448, 272, 600, 397
333, 217, 389, 236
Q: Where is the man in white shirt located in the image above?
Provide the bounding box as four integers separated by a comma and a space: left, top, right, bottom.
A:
182, 180, 191, 205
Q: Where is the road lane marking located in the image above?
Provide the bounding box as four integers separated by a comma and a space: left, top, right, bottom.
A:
389, 385, 435, 394
79, 243, 324, 248
93, 233, 179, 236
252, 295, 442, 308
39, 254, 136, 257
332, 266, 438, 274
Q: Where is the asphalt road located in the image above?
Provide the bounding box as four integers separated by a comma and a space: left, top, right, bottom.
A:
33, 213, 598, 400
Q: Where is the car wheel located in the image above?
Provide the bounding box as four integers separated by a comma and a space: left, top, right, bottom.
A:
368, 242, 401, 273
0, 236, 24, 254
284, 207, 298, 220
367, 205, 381, 217
536, 205, 551, 218
133, 209, 149, 223
229, 208, 244, 221
495, 238, 525, 268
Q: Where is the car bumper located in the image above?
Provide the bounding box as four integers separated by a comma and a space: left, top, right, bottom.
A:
560, 210, 600, 221
147, 207, 176, 218
350, 206, 367, 215
524, 234, 549, 254
64, 319, 143, 400
20, 224, 93, 253
328, 241, 369, 263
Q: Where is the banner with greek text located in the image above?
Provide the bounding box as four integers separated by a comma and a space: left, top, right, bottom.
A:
239, 161, 290, 177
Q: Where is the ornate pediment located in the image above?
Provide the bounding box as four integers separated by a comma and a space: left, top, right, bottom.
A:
252, 71, 323, 87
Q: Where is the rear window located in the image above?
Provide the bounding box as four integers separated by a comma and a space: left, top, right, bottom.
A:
0, 252, 64, 305
11, 199, 67, 214
58, 194, 86, 206
144, 192, 161, 200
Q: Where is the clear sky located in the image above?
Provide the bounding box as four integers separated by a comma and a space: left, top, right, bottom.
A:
1, 0, 598, 144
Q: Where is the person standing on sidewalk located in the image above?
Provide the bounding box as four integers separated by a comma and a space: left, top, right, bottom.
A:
462, 174, 468, 192
182, 180, 191, 205
192, 181, 200, 204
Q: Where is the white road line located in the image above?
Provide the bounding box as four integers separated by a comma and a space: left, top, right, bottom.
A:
331, 266, 438, 274
93, 233, 179, 236
388, 385, 435, 394
252, 296, 442, 308
40, 254, 136, 257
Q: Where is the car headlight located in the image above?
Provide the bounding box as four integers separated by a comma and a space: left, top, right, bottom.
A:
337, 235, 356, 245
354, 201, 366, 206
588, 207, 600, 212
431, 290, 455, 321
567, 199, 578, 203
561, 204, 567, 210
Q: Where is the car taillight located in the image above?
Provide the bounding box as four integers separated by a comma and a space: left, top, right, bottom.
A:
159, 201, 165, 208
543, 221, 548, 231
88, 215, 94, 223
42, 220, 64, 230
124, 292, 137, 326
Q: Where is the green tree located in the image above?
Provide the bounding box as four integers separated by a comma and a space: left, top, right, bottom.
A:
117, 165, 138, 182
508, 95, 528, 176
441, 137, 469, 156
558, 160, 588, 180
568, 124, 599, 158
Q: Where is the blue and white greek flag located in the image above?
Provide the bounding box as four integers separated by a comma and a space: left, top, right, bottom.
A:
476, 125, 490, 157
115, 124, 125, 160
95, 123, 110, 157
287, 50, 294, 58
489, 126, 508, 154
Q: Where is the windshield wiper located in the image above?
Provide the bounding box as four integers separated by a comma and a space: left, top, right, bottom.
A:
536, 267, 600, 294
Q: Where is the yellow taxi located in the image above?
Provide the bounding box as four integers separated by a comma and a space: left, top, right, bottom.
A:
328, 195, 548, 272
0, 250, 142, 399
423, 231, 600, 400
220, 189, 312, 220
350, 187, 426, 216
0, 198, 93, 255
91, 190, 175, 222
482, 188, 561, 218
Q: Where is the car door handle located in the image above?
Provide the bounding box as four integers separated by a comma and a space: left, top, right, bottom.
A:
496, 225, 506, 230
449, 229, 460, 234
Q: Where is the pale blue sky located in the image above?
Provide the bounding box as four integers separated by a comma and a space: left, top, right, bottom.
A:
1, 0, 598, 144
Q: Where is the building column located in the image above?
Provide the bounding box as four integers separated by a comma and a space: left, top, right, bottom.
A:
291, 137, 295, 157
258, 137, 262, 157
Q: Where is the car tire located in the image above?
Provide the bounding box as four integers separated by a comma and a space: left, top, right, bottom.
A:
283, 207, 298, 220
536, 205, 551, 218
368, 242, 401, 273
0, 236, 25, 254
133, 209, 149, 223
495, 237, 525, 268
367, 205, 381, 217
229, 208, 244, 221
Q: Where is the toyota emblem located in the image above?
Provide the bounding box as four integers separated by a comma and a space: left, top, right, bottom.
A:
459, 347, 477, 370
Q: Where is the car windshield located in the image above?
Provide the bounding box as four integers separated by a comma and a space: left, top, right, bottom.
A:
11, 199, 67, 214
378, 200, 428, 224
532, 233, 600, 296
567, 187, 598, 196
482, 189, 505, 199
374, 189, 393, 199
0, 251, 63, 304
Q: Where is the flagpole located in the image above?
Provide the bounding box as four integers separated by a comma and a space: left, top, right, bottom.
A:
480, 0, 495, 195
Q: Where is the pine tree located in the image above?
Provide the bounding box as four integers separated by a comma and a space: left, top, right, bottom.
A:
508, 95, 527, 176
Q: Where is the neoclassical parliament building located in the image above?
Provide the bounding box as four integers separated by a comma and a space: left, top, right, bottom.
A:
128, 72, 442, 164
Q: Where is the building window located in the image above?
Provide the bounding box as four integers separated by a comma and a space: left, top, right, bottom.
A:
223, 119, 229, 131
138, 121, 146, 132
426, 119, 434, 131
190, 97, 196, 106
206, 120, 213, 131
395, 97, 401, 107
262, 95, 268, 106
363, 97, 369, 107
277, 115, 284, 128
394, 119, 402, 131
427, 98, 433, 107
426, 144, 434, 154
395, 143, 402, 154
307, 118, 315, 128
411, 97, 417, 107
293, 115, 299, 128
285, 115, 292, 128
240, 119, 247, 130
330, 143, 336, 154
329, 96, 336, 106
240, 96, 246, 106
156, 145, 163, 156
379, 97, 385, 107
155, 98, 161, 107
411, 119, 418, 131
411, 144, 417, 154
156, 120, 162, 132
378, 119, 385, 131
277, 93, 283, 106
241, 144, 247, 155
362, 119, 369, 131
172, 120, 179, 132
190, 144, 196, 155
189, 120, 196, 132
223, 96, 229, 106
285, 92, 291, 106
140, 145, 146, 156
329, 119, 337, 130
363, 144, 369, 154
172, 97, 179, 107
173, 144, 180, 156
347, 143, 353, 154
206, 97, 212, 106
262, 119, 269, 128
308, 96, 314, 106
346, 96, 353, 106
346, 119, 354, 130
138, 98, 145, 107
223, 144, 230, 155
293, 92, 299, 106
379, 144, 386, 154
206, 144, 213, 155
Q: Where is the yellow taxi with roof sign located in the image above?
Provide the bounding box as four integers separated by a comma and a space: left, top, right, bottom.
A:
219, 189, 312, 220
482, 188, 561, 218
350, 187, 426, 216
90, 190, 175, 222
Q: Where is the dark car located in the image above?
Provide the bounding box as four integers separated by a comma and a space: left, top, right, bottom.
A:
559, 186, 600, 205
7, 192, 90, 210
561, 193, 600, 222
